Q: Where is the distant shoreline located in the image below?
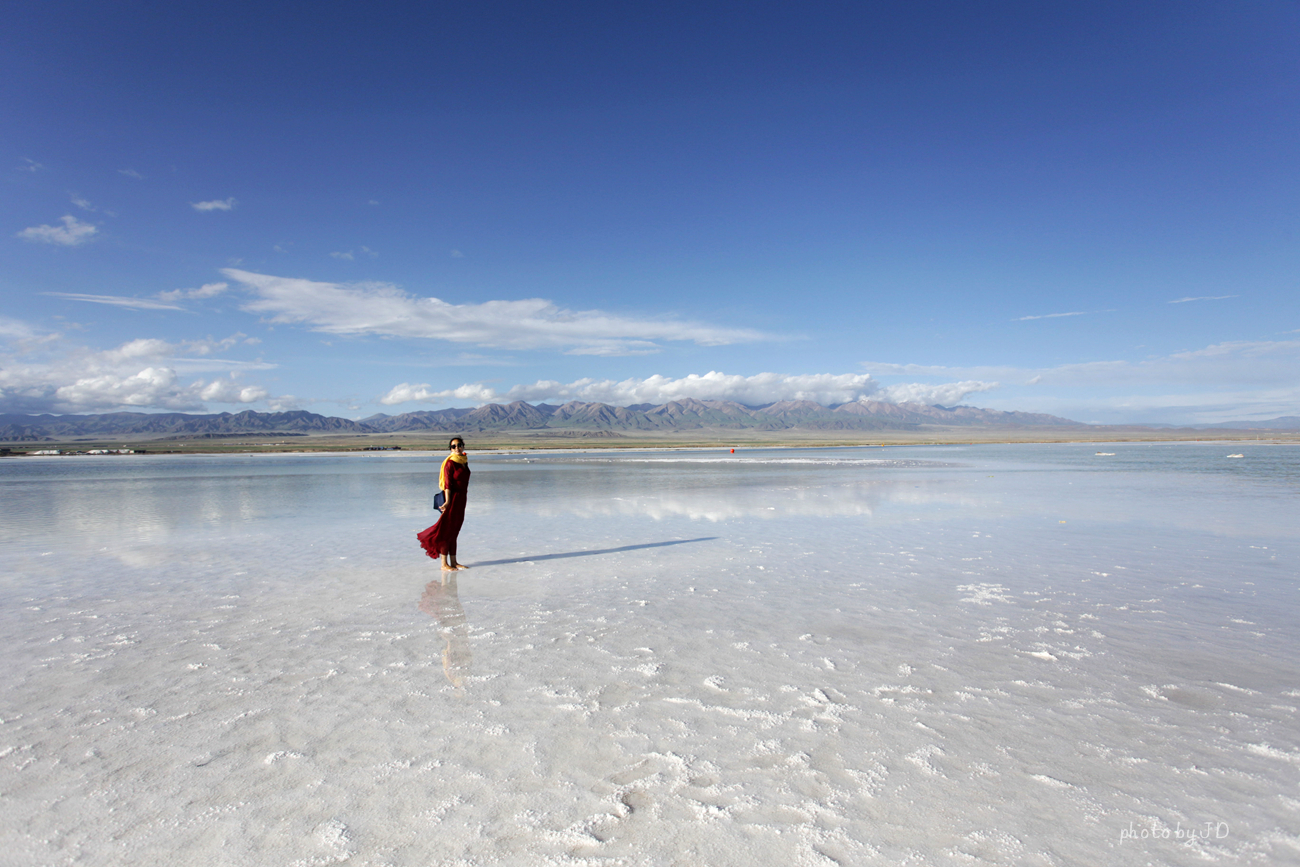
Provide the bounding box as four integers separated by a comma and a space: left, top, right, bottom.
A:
4, 428, 1297, 456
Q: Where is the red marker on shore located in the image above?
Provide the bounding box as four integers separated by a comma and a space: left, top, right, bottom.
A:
730, 448, 735, 453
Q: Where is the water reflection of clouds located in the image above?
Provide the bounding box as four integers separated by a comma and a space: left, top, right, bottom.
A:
2, 454, 988, 564
517, 456, 958, 469
3, 465, 437, 552
531, 479, 986, 521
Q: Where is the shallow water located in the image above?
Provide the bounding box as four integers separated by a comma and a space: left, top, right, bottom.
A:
2, 444, 1298, 865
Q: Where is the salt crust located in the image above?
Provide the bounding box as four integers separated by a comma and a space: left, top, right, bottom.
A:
2, 444, 1298, 865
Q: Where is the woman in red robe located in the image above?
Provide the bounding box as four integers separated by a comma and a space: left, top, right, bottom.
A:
417, 437, 471, 570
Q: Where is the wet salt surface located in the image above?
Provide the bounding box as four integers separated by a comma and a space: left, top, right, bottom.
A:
2, 443, 1299, 865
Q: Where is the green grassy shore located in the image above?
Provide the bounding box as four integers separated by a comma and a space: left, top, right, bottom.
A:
4, 427, 1297, 455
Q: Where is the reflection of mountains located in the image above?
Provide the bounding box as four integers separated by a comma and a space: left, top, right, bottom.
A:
7, 455, 977, 557
5, 460, 438, 553
531, 479, 986, 521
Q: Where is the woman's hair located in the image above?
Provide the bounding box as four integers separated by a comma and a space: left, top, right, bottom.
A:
449, 437, 464, 450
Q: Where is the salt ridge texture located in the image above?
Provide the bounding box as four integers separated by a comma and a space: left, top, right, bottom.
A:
1, 444, 1298, 865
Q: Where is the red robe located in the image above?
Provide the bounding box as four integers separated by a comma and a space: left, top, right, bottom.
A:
417, 457, 470, 559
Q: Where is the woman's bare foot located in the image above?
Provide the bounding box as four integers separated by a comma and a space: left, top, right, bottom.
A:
454, 563, 470, 570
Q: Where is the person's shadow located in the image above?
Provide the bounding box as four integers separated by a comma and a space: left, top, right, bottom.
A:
469, 536, 718, 567
419, 574, 472, 689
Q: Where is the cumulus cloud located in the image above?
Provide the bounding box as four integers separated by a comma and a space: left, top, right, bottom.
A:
17, 215, 98, 246
878, 381, 998, 405
42, 292, 184, 311
382, 382, 503, 405
70, 195, 94, 212
330, 251, 354, 261
0, 323, 280, 414
379, 371, 998, 408
223, 269, 771, 355
191, 198, 236, 212
198, 377, 271, 403
52, 367, 214, 410
118, 168, 144, 179
156, 282, 229, 303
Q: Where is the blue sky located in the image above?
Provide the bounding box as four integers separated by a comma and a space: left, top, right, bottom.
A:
3, 1, 1297, 424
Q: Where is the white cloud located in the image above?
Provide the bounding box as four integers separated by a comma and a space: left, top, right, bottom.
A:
265, 395, 300, 411
330, 248, 376, 261
863, 339, 1300, 423
224, 269, 771, 355
1015, 311, 1087, 321
198, 377, 271, 403
42, 292, 184, 311
878, 381, 998, 405
871, 340, 1300, 389
382, 382, 503, 405
379, 371, 998, 408
0, 316, 53, 343
17, 215, 98, 246
18, 158, 43, 173
450, 249, 465, 258
70, 195, 94, 212
156, 282, 229, 303
191, 198, 236, 212
118, 168, 144, 179
0, 324, 281, 414
1168, 295, 1238, 304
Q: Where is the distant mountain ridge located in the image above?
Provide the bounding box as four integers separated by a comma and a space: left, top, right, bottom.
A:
1193, 416, 1300, 430
360, 398, 1078, 434
1, 399, 1082, 441
0, 410, 371, 441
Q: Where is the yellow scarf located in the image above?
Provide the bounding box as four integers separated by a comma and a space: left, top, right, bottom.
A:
439, 452, 468, 490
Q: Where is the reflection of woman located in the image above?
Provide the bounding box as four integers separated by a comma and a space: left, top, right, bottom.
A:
417, 437, 471, 571
419, 574, 472, 688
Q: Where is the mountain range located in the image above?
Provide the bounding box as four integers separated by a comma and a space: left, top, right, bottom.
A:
1196, 416, 1300, 430
1, 399, 1080, 441
7, 400, 1298, 442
